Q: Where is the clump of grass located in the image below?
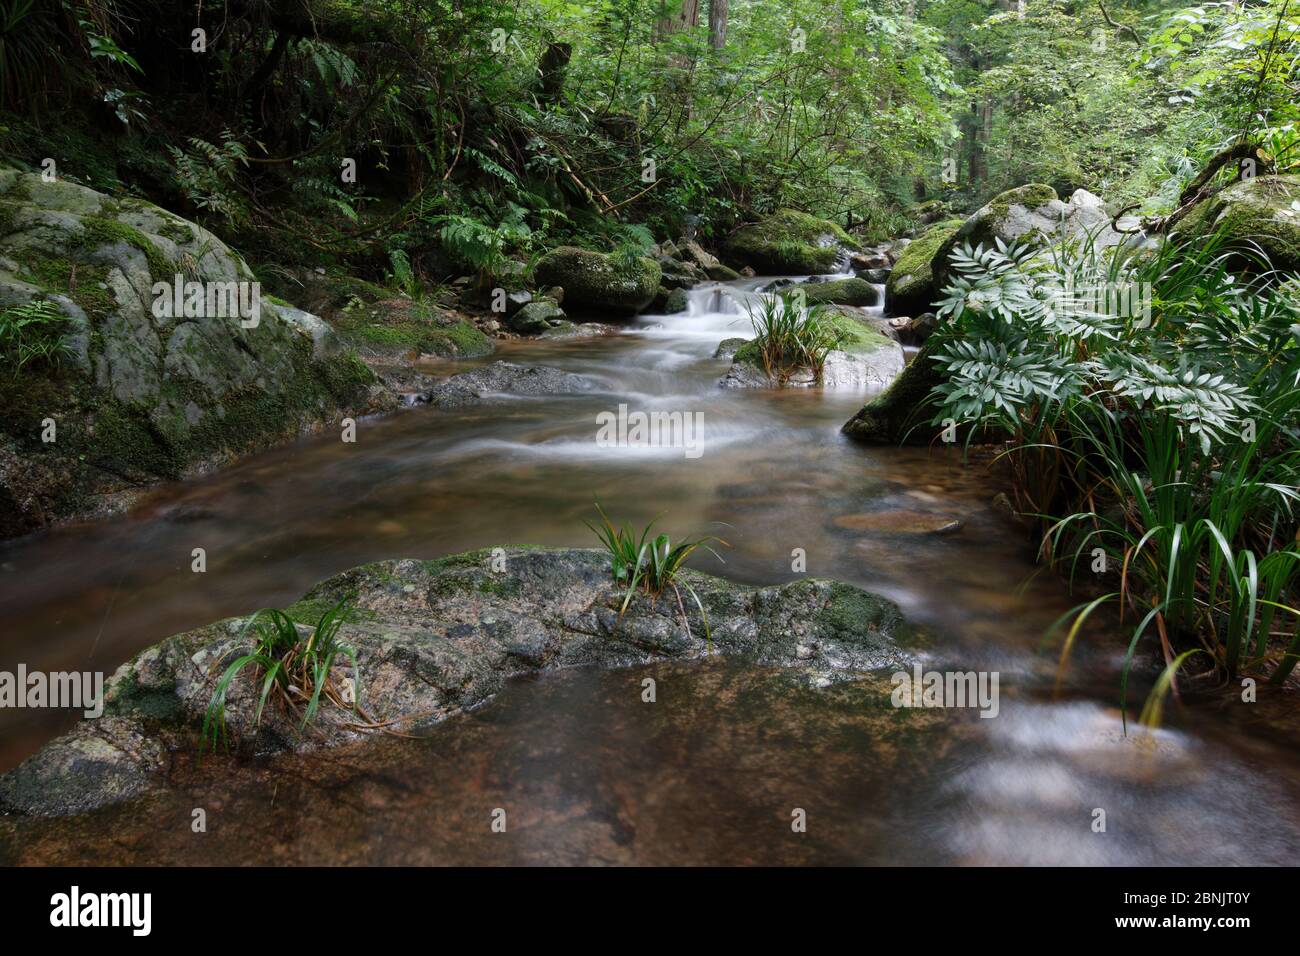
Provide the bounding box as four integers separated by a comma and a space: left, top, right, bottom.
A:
744, 290, 843, 384
586, 504, 729, 647
931, 228, 1300, 727
201, 596, 360, 752
0, 300, 72, 376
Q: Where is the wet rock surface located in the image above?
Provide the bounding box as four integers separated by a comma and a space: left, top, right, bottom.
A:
0, 547, 916, 817
423, 361, 595, 407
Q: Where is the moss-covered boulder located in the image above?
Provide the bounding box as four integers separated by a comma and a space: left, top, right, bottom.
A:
841, 345, 945, 445
0, 169, 377, 538
932, 185, 1125, 288
801, 277, 879, 307
0, 546, 916, 817
533, 246, 661, 315
885, 218, 963, 317
722, 208, 859, 275
1178, 174, 1300, 273
327, 294, 493, 359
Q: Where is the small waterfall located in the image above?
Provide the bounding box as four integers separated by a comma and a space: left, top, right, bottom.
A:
686, 283, 743, 317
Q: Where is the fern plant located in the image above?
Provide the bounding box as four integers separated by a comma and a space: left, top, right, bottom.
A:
0, 300, 71, 376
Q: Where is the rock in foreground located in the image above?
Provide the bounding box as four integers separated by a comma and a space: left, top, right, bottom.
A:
0, 548, 916, 816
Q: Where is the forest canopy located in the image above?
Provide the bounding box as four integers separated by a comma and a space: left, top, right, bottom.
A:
1, 0, 1297, 280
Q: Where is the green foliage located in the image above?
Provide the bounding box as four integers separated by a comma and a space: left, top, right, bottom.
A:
744, 290, 845, 384
586, 504, 728, 647
929, 231, 1300, 702
169, 130, 251, 224
201, 596, 360, 752
0, 300, 71, 375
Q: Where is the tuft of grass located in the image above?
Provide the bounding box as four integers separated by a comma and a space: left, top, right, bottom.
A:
931, 227, 1300, 726
201, 595, 360, 752
586, 503, 729, 648
743, 290, 844, 384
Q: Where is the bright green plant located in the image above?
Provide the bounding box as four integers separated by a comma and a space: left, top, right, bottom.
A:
744, 290, 844, 384
201, 596, 360, 752
929, 230, 1300, 718
0, 300, 71, 375
586, 504, 728, 648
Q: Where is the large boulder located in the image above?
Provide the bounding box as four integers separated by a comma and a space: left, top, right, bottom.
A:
1178, 174, 1300, 274
885, 218, 963, 317
533, 246, 660, 315
800, 277, 879, 307
0, 547, 916, 816
722, 208, 859, 274
841, 345, 946, 445
932, 185, 1128, 288
0, 169, 376, 538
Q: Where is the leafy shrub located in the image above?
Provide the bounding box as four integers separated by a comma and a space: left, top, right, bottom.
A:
928, 233, 1300, 707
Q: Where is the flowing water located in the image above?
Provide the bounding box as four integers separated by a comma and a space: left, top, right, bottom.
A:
2, 277, 1299, 864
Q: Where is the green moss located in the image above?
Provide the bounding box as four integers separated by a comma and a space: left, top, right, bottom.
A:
815, 581, 911, 646
801, 277, 878, 307
1181, 175, 1300, 272
842, 344, 945, 445
885, 218, 963, 314
425, 319, 492, 357
985, 183, 1058, 227
825, 308, 892, 354
105, 671, 182, 722
723, 208, 859, 274
284, 595, 378, 625
75, 215, 175, 281
533, 246, 660, 314
91, 399, 183, 478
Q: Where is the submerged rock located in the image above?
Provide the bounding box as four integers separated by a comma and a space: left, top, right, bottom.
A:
722, 208, 858, 274
424, 361, 593, 407
0, 547, 917, 816
0, 168, 377, 538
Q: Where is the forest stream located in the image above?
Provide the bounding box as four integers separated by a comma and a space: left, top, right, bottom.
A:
3, 277, 1300, 865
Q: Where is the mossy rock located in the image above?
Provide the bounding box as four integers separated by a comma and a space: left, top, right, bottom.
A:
533, 246, 661, 315
801, 277, 879, 307
509, 298, 566, 334
932, 184, 1123, 289
0, 169, 377, 537
885, 218, 963, 317
723, 307, 902, 389
722, 208, 859, 275
328, 295, 493, 358
1178, 175, 1300, 274
841, 345, 945, 445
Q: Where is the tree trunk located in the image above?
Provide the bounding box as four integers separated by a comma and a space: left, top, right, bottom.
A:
657, 0, 700, 40
708, 0, 728, 49
536, 41, 572, 105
